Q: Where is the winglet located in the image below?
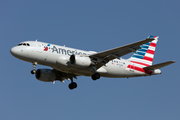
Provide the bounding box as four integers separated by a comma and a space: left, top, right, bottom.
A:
143, 61, 176, 70
148, 35, 159, 39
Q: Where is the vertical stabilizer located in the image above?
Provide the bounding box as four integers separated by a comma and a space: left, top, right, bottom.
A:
128, 36, 158, 68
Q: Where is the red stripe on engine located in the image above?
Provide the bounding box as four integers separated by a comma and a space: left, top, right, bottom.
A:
150, 43, 156, 47
146, 49, 155, 55
130, 61, 150, 67
143, 56, 153, 62
127, 65, 152, 75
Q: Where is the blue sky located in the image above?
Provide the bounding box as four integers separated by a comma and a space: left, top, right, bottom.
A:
1, 0, 179, 120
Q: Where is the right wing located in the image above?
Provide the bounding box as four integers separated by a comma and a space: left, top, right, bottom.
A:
89, 37, 155, 69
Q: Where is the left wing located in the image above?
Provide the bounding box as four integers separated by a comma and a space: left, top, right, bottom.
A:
89, 37, 155, 69
53, 69, 77, 83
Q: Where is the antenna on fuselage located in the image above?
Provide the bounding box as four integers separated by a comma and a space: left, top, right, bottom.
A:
36, 39, 38, 42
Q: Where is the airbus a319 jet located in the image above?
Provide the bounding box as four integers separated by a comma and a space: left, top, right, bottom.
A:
10, 36, 175, 90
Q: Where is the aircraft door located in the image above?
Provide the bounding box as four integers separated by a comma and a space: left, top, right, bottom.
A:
36, 42, 43, 53
129, 62, 134, 72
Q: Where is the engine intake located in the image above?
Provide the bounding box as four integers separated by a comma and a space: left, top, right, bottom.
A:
70, 55, 92, 68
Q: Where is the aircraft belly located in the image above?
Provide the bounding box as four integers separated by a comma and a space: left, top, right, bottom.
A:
102, 62, 145, 78
53, 65, 94, 76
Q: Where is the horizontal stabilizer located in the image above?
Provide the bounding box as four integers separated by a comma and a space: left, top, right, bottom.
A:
143, 61, 176, 70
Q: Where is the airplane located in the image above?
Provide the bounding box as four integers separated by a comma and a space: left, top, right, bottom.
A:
10, 36, 175, 90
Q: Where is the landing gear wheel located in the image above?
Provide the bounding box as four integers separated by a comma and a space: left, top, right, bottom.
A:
31, 70, 36, 74
68, 82, 77, 90
31, 62, 37, 75
91, 73, 100, 80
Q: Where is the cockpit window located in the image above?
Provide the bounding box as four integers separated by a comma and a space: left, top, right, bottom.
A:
18, 43, 23, 46
18, 43, 30, 46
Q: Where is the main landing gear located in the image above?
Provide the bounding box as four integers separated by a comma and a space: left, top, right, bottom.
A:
68, 73, 100, 90
31, 62, 37, 74
91, 66, 101, 80
69, 82, 77, 90
91, 73, 100, 80
68, 77, 77, 90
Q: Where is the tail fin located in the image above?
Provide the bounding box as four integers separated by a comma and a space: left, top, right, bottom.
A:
128, 35, 158, 68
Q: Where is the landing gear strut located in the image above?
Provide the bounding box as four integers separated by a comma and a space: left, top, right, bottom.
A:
31, 62, 37, 74
68, 77, 77, 90
91, 73, 100, 80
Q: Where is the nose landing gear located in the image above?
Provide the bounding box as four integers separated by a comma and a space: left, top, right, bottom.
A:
31, 62, 37, 74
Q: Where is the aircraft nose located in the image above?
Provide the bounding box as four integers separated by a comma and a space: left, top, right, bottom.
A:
10, 47, 20, 57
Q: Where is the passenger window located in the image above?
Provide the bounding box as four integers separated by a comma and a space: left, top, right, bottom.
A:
27, 43, 30, 46
23, 43, 26, 46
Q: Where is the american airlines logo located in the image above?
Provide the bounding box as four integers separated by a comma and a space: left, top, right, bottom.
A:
43, 44, 51, 51
50, 45, 88, 56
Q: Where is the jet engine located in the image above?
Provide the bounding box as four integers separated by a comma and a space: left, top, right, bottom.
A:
35, 69, 56, 82
69, 55, 92, 68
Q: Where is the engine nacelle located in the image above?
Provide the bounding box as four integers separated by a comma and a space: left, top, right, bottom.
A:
69, 55, 92, 68
35, 69, 56, 82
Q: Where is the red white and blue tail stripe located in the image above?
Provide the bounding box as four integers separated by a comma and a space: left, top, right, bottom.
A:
128, 36, 158, 68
